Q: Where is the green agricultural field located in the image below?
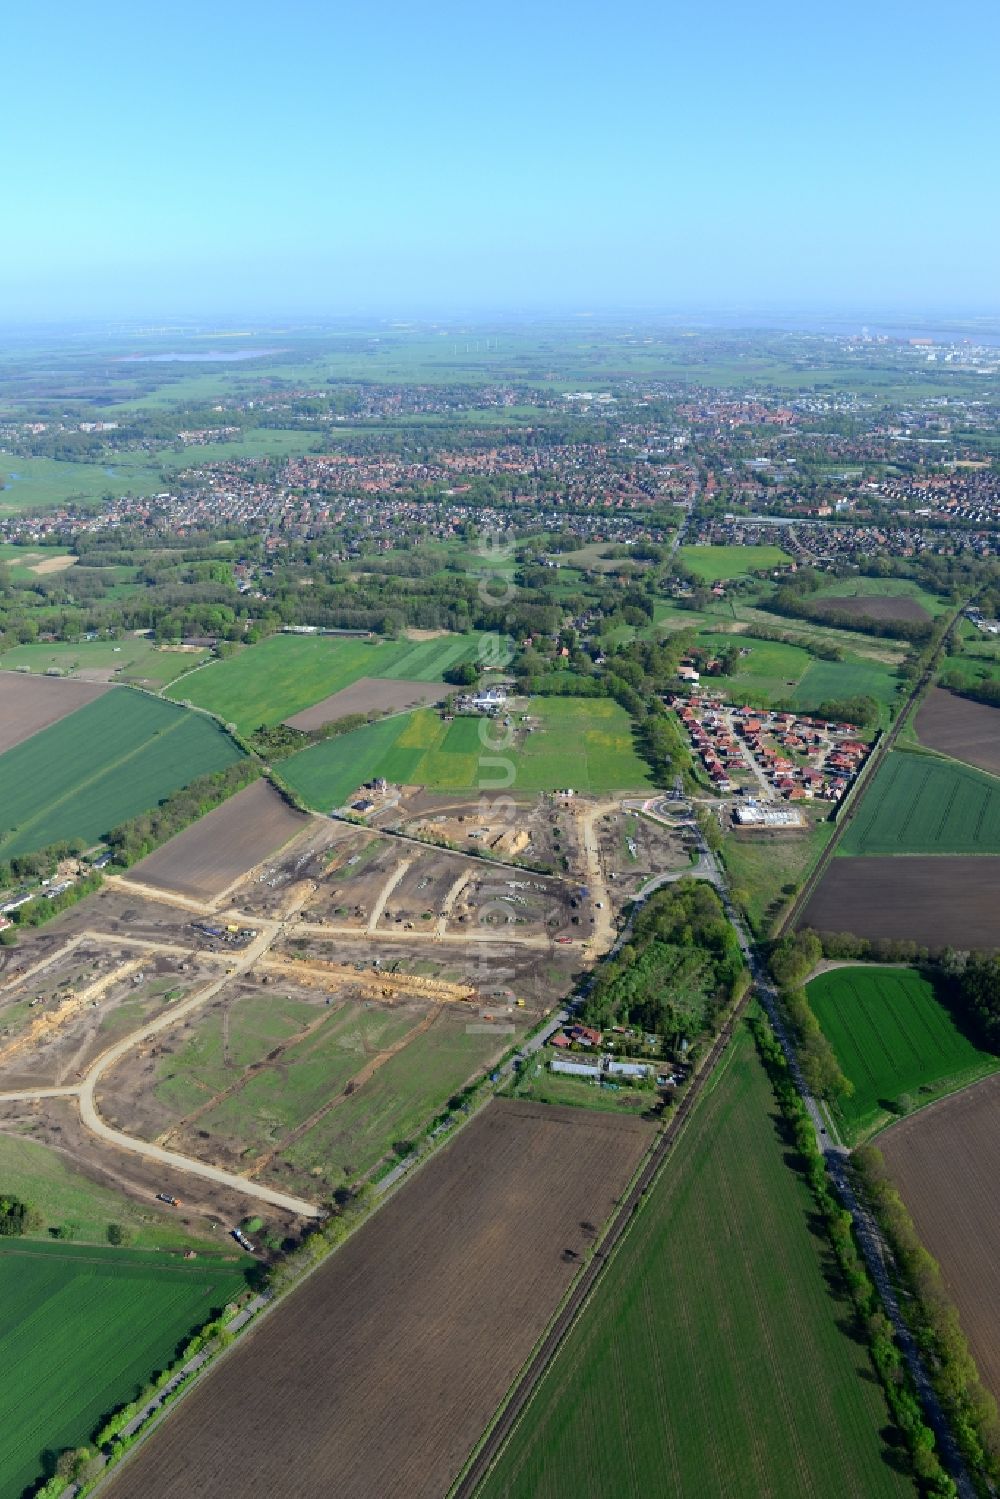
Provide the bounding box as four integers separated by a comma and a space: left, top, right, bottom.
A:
0, 1239, 246, 1498
677, 543, 793, 582
374, 632, 505, 680
0, 1134, 215, 1251
0, 636, 208, 686
792, 655, 902, 715
839, 749, 1000, 856
0, 688, 244, 857
478, 1023, 911, 1499
165, 632, 494, 735
807, 965, 996, 1142
280, 698, 653, 808
513, 698, 653, 792
165, 634, 409, 731
280, 714, 417, 807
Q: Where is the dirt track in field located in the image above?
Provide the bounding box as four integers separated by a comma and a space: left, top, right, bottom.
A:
0, 671, 107, 752
799, 855, 1000, 951
100, 1100, 654, 1499
123, 780, 310, 902
881, 1074, 1000, 1399
284, 676, 443, 729
816, 593, 930, 624
915, 688, 1000, 777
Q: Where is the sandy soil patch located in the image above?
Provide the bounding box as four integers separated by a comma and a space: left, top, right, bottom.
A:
31, 554, 77, 575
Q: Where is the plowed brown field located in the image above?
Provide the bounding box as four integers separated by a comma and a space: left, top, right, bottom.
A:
124, 779, 308, 901
817, 594, 930, 624
0, 671, 106, 752
881, 1074, 1000, 1398
915, 687, 1000, 776
800, 855, 1000, 951
285, 676, 442, 729
101, 1100, 654, 1499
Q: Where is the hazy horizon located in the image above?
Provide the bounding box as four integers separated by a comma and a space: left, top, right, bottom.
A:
5, 0, 997, 322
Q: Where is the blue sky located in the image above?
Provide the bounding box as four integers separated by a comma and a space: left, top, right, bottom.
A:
4, 0, 996, 318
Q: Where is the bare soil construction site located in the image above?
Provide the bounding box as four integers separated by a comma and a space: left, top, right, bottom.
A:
392, 789, 584, 872
0, 787, 647, 1235
99, 1099, 655, 1499
0, 669, 107, 752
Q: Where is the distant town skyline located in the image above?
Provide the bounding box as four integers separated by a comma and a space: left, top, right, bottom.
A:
6, 0, 997, 319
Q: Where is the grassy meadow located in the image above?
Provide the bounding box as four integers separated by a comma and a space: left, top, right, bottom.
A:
0, 1134, 217, 1252
0, 636, 209, 686
677, 543, 793, 582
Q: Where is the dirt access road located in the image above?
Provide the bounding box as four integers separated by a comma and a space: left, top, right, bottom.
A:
0, 921, 322, 1217
575, 799, 616, 952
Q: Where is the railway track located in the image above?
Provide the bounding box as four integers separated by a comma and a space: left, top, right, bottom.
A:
451, 987, 752, 1499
